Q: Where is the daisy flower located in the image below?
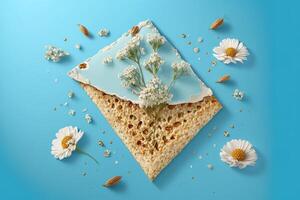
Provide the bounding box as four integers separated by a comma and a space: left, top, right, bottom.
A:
220, 139, 257, 169
51, 126, 98, 163
213, 38, 249, 64
51, 126, 83, 160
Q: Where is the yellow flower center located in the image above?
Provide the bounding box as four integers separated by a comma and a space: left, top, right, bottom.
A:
225, 47, 237, 57
61, 136, 73, 149
231, 148, 246, 161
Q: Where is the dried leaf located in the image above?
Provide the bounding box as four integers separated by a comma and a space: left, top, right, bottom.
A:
210, 18, 224, 30
130, 26, 139, 36
103, 176, 122, 187
216, 75, 230, 83
78, 24, 89, 37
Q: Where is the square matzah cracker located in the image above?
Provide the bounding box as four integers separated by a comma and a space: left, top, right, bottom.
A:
68, 20, 222, 180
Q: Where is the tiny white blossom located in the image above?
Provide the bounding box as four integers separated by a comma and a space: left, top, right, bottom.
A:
139, 77, 172, 108
144, 52, 164, 75
44, 45, 69, 62
233, 89, 244, 101
147, 33, 165, 51
98, 28, 110, 37
171, 60, 191, 79
102, 56, 113, 64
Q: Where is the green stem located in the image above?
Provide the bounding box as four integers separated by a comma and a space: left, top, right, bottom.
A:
168, 77, 176, 91
76, 147, 99, 165
136, 59, 146, 87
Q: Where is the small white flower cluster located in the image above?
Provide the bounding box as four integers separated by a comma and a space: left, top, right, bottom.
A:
102, 56, 113, 64
85, 114, 92, 124
171, 60, 190, 79
144, 52, 164, 75
98, 28, 110, 37
44, 45, 69, 62
233, 89, 244, 100
147, 33, 165, 51
116, 35, 142, 61
119, 66, 142, 90
139, 77, 172, 108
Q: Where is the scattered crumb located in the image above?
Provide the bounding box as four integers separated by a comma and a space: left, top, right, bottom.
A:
64, 37, 68, 42
109, 140, 113, 145
213, 126, 217, 131
224, 130, 230, 137
207, 164, 214, 170
98, 140, 105, 147
239, 109, 243, 112
211, 60, 217, 66
230, 124, 235, 129
82, 108, 88, 112
192, 176, 195, 180
197, 37, 203, 43
82, 172, 87, 176
53, 107, 57, 111
208, 68, 212, 72
187, 41, 192, 45
197, 57, 201, 61
198, 155, 203, 160
179, 33, 187, 38
68, 109, 76, 116
68, 90, 74, 98
193, 47, 200, 53
74, 44, 81, 50
114, 160, 119, 165
103, 149, 111, 157
63, 102, 68, 107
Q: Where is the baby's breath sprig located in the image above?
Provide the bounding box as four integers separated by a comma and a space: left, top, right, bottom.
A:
169, 61, 191, 89
116, 35, 146, 86
119, 66, 144, 94
147, 34, 165, 52
144, 52, 164, 76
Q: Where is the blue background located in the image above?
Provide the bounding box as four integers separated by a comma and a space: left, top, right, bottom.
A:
0, 0, 298, 199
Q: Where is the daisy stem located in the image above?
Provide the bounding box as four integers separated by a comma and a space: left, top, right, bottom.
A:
76, 147, 99, 165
